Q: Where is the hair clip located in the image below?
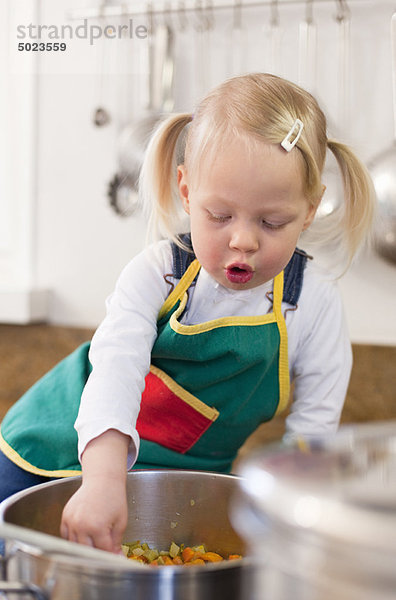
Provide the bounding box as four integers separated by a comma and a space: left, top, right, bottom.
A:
280, 119, 304, 152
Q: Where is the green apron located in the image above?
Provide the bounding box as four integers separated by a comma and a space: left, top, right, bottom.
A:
0, 260, 289, 476
136, 259, 289, 472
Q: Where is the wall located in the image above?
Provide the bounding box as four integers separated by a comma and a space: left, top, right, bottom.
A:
2, 0, 396, 344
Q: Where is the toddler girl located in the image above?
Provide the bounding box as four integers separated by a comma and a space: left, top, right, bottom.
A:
0, 73, 375, 552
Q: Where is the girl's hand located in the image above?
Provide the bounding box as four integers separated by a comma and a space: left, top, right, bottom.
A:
60, 429, 130, 553
60, 475, 128, 553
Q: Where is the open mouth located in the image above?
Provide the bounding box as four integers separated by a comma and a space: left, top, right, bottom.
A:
225, 264, 254, 284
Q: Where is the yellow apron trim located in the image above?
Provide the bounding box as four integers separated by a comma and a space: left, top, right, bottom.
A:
158, 256, 290, 412
158, 259, 201, 321
170, 293, 277, 335
0, 431, 81, 478
272, 271, 290, 414
150, 365, 219, 422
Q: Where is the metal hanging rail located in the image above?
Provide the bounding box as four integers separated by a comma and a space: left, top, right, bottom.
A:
67, 0, 390, 21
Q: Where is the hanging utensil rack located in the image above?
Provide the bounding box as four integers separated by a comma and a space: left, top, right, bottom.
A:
67, 0, 392, 21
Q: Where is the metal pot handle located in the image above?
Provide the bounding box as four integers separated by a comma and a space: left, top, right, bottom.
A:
0, 580, 48, 600
0, 550, 48, 599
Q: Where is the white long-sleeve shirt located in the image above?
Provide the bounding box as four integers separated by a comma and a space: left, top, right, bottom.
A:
75, 239, 352, 468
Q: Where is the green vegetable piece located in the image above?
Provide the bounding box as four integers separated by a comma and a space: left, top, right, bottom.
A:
143, 548, 159, 563
169, 542, 180, 558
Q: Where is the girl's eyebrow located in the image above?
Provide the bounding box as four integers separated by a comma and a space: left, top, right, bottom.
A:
204, 194, 298, 213
200, 193, 231, 203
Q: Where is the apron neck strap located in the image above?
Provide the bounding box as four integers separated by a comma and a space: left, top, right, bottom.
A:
272, 270, 285, 318
158, 259, 201, 321
159, 259, 285, 321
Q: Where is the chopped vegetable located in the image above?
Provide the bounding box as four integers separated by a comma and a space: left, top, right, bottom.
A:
199, 551, 223, 562
122, 541, 242, 566
184, 558, 205, 566
169, 541, 180, 558
181, 546, 196, 563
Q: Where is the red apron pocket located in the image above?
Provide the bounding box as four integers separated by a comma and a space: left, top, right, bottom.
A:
137, 365, 219, 454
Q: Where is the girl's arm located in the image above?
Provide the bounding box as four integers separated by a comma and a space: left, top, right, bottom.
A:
75, 240, 173, 469
285, 266, 352, 438
60, 429, 129, 552
62, 241, 174, 552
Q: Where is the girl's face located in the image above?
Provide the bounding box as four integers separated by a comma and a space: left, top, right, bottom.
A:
178, 139, 319, 291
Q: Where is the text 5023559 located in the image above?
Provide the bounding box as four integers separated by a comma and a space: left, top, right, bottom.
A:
18, 42, 67, 51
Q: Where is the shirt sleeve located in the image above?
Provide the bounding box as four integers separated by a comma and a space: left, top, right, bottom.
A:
285, 267, 352, 439
75, 240, 173, 468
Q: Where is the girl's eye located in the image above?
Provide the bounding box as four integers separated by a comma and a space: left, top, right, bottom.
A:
208, 212, 231, 223
262, 220, 285, 230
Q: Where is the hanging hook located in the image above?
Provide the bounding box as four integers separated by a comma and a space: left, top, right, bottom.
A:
194, 0, 213, 33
98, 0, 107, 20
193, 0, 204, 32
335, 0, 350, 24
305, 0, 314, 25
233, 0, 242, 31
205, 0, 215, 31
147, 1, 155, 37
270, 0, 279, 28
163, 1, 172, 26
177, 0, 188, 32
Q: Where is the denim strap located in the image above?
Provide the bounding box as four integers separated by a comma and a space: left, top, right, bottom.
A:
171, 233, 310, 306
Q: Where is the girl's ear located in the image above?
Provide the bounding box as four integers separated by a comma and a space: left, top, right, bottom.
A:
302, 185, 326, 230
302, 204, 318, 231
177, 165, 190, 214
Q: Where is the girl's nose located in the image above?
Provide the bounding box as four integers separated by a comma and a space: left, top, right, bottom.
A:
229, 226, 259, 253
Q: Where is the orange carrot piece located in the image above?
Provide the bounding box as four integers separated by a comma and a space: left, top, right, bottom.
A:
182, 547, 196, 563
184, 558, 205, 566
200, 552, 224, 562
128, 555, 145, 562
228, 554, 242, 561
172, 556, 184, 565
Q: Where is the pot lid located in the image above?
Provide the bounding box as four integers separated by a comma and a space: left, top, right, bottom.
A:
238, 421, 396, 554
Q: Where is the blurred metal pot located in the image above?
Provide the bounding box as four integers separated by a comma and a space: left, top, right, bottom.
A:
232, 421, 396, 600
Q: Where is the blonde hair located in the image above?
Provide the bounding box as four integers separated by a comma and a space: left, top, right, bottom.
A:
139, 72, 375, 267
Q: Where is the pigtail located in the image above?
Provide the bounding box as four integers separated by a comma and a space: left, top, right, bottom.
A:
326, 139, 376, 265
139, 113, 193, 243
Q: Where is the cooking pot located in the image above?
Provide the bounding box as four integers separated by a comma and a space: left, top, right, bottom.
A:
0, 470, 253, 600
232, 421, 396, 600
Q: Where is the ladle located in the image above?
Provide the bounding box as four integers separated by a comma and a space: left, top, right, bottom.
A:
109, 15, 175, 216
368, 12, 396, 264
316, 0, 350, 221
119, 20, 174, 184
